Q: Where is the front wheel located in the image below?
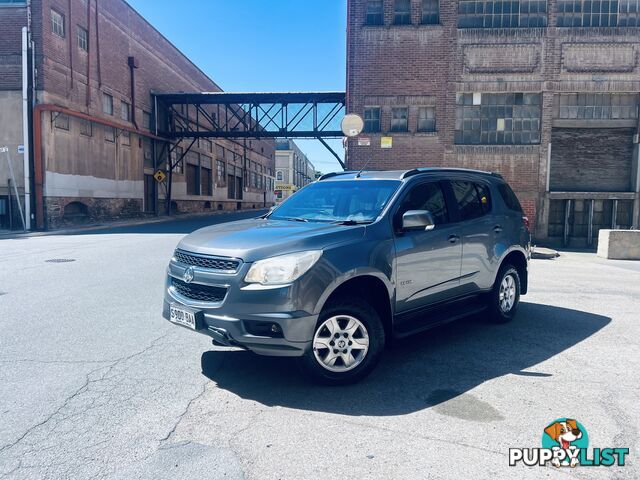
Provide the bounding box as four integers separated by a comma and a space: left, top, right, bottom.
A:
298, 300, 385, 385
487, 265, 521, 323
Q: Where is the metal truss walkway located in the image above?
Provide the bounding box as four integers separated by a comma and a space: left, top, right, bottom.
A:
149, 91, 347, 215
153, 91, 346, 140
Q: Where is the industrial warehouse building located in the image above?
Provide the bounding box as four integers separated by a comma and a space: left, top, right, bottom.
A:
0, 0, 275, 231
346, 0, 640, 246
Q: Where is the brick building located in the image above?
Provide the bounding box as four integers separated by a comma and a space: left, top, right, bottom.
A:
275, 139, 316, 203
346, 0, 640, 246
0, 0, 275, 231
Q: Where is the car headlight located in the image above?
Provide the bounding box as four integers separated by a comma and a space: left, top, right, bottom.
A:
244, 250, 323, 285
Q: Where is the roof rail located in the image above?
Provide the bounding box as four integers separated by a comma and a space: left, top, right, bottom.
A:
401, 169, 423, 179
318, 171, 357, 181
401, 167, 500, 180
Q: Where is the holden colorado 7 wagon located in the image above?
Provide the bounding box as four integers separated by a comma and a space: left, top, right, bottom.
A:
163, 168, 531, 384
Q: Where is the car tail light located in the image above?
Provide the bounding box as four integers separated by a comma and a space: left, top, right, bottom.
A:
522, 216, 530, 231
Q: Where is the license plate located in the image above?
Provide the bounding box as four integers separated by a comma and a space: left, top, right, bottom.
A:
170, 304, 197, 330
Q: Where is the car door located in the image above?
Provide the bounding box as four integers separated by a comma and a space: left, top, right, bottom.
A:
448, 179, 500, 293
394, 180, 463, 316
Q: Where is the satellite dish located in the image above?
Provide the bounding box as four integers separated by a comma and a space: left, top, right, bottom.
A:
341, 114, 364, 138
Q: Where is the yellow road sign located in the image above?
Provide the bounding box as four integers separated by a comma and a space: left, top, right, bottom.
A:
154, 170, 166, 183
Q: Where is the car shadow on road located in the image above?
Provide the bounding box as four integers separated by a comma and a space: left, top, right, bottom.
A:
200, 302, 610, 416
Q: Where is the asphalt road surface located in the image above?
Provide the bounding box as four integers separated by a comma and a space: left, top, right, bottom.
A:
1, 211, 638, 480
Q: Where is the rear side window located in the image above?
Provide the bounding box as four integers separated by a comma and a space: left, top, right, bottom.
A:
497, 183, 523, 213
451, 181, 484, 221
398, 182, 449, 226
475, 183, 492, 214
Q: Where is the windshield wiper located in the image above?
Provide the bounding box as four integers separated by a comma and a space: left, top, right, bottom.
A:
333, 220, 373, 226
281, 217, 309, 223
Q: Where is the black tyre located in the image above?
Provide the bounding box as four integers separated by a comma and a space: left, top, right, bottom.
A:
298, 299, 385, 385
487, 265, 521, 324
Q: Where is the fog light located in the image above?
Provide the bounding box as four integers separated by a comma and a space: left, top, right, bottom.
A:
270, 324, 281, 334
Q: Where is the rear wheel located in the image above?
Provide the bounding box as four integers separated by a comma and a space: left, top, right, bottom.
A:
298, 299, 385, 385
487, 265, 521, 323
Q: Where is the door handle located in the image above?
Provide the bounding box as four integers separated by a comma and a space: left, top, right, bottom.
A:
448, 234, 460, 244
494, 225, 503, 234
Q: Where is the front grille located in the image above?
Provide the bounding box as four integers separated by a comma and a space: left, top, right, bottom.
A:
174, 250, 240, 272
171, 278, 228, 303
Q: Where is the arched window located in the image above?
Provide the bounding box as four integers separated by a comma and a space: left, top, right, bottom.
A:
63, 201, 88, 219
276, 171, 284, 181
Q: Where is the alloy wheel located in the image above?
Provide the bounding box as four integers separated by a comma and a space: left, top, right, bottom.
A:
313, 315, 370, 373
499, 274, 517, 313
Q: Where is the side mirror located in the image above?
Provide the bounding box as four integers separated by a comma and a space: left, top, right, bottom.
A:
402, 210, 436, 231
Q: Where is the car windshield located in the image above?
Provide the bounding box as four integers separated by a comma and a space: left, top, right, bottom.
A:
269, 180, 401, 223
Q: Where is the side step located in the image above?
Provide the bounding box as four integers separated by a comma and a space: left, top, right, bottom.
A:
393, 294, 487, 339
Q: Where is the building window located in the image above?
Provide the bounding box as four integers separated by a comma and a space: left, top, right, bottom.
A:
143, 138, 153, 167
364, 107, 381, 133
142, 111, 152, 130
557, 0, 640, 27
186, 164, 200, 196
77, 26, 88, 52
120, 101, 131, 122
172, 146, 184, 174
276, 170, 284, 181
455, 92, 542, 145
121, 131, 131, 146
102, 93, 113, 115
458, 1, 548, 28
201, 139, 213, 153
395, 0, 412, 24
555, 93, 639, 119
366, 0, 384, 25
105, 126, 116, 143
391, 107, 409, 132
618, 0, 640, 26
53, 113, 69, 131
201, 167, 213, 196
217, 160, 226, 184
418, 106, 437, 132
51, 9, 65, 37
79, 119, 92, 137
422, 0, 440, 23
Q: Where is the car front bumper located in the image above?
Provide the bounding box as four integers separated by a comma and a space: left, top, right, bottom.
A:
162, 259, 323, 357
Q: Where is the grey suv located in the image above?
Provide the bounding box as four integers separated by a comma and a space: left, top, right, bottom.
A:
163, 168, 530, 384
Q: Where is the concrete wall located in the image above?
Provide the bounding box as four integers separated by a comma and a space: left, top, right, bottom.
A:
597, 230, 640, 260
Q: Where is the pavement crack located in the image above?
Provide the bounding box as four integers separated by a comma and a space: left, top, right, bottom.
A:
0, 359, 114, 365
159, 382, 208, 443
0, 331, 172, 455
157, 350, 228, 445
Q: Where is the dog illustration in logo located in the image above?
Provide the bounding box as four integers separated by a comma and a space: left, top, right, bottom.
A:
544, 419, 583, 467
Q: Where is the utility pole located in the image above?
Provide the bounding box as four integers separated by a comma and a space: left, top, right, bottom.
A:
1, 146, 27, 232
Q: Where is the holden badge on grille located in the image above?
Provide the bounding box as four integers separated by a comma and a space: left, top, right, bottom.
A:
183, 266, 195, 284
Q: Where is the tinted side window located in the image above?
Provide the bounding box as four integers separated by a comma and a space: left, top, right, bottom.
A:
497, 183, 523, 213
398, 182, 448, 226
475, 182, 492, 214
451, 181, 483, 221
